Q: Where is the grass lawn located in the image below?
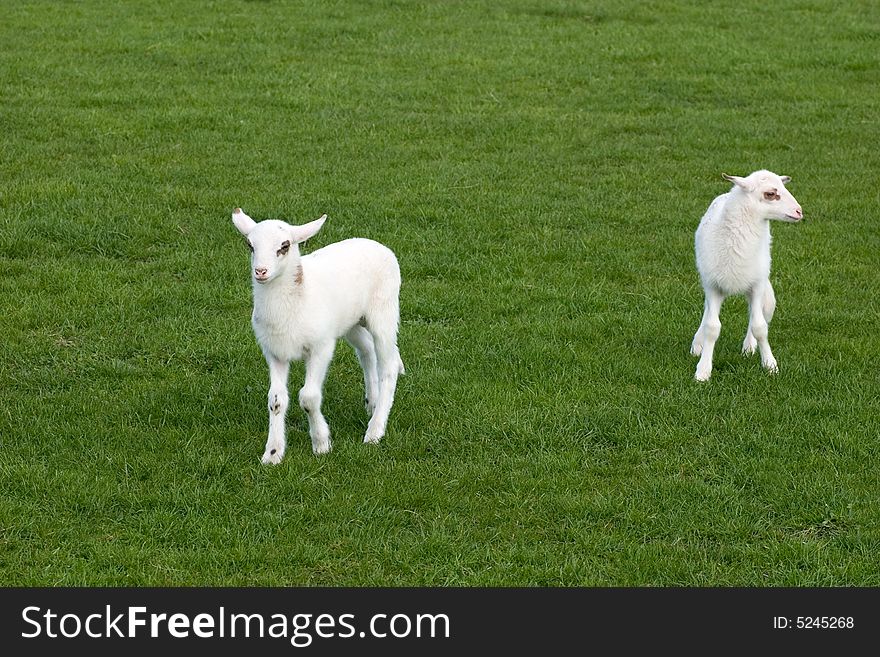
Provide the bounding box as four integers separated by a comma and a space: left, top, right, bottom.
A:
1, 0, 878, 586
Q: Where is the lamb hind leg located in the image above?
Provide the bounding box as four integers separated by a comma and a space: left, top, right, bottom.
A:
363, 330, 401, 444
742, 328, 758, 356
345, 325, 379, 415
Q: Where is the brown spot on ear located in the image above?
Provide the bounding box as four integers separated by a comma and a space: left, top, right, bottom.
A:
295, 265, 303, 285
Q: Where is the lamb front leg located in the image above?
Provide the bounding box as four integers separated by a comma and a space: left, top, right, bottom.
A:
262, 357, 290, 464
748, 283, 778, 374
694, 287, 724, 382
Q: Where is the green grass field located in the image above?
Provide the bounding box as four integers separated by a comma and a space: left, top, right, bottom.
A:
1, 0, 878, 586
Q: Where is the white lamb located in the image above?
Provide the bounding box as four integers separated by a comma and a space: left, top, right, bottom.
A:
691, 170, 803, 381
232, 208, 404, 462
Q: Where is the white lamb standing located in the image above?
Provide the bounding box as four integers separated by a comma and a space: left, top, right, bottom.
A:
691, 170, 803, 381
232, 208, 404, 462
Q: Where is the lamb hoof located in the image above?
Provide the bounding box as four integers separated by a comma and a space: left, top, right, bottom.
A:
742, 337, 758, 356
363, 433, 382, 445
763, 358, 779, 375
690, 341, 703, 357
694, 366, 712, 382
261, 447, 284, 465
312, 438, 332, 455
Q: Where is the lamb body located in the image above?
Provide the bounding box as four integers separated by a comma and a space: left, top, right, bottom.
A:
691, 170, 803, 381
233, 209, 404, 462
695, 195, 773, 295
251, 239, 400, 362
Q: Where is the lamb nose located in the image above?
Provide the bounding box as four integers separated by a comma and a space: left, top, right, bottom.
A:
255, 267, 268, 276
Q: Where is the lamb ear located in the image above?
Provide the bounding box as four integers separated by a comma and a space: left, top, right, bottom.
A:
232, 208, 257, 236
291, 214, 327, 244
780, 175, 791, 184
722, 173, 749, 190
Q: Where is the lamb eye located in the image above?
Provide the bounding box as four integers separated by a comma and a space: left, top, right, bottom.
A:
277, 241, 291, 256
763, 191, 779, 201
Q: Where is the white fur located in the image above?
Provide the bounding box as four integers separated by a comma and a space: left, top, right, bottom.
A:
690, 170, 803, 381
232, 208, 404, 461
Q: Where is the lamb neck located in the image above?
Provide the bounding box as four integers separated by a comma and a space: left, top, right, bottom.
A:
250, 271, 310, 362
